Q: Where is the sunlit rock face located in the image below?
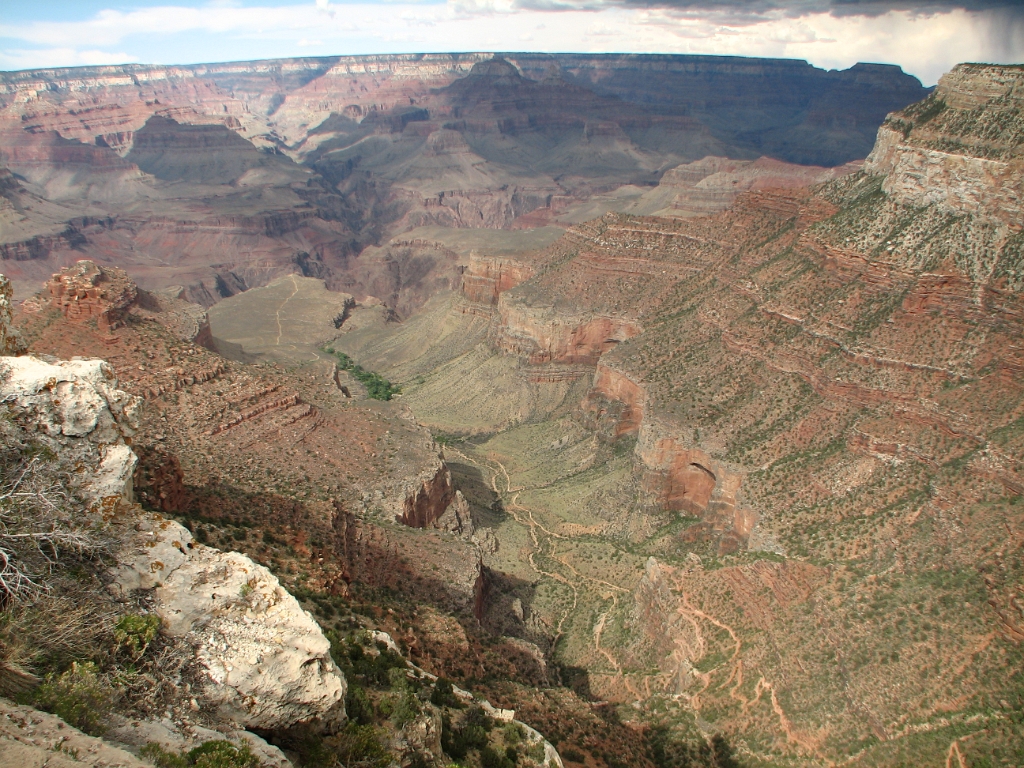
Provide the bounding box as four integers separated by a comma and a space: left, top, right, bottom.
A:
865, 63, 1024, 225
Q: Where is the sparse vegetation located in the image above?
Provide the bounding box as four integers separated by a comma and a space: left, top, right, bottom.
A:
141, 740, 263, 768
31, 661, 111, 736
324, 347, 401, 400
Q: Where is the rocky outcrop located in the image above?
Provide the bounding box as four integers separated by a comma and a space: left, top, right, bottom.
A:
460, 254, 535, 308
581, 362, 646, 438
0, 275, 22, 355
636, 419, 753, 554
117, 514, 346, 729
493, 292, 641, 366
433, 490, 474, 537
638, 155, 860, 218
0, 355, 141, 510
864, 63, 1024, 225
399, 461, 457, 528
0, 275, 346, 734
44, 260, 138, 331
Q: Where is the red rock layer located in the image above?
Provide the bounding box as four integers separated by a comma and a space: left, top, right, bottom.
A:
492, 294, 641, 366
400, 463, 457, 529
44, 260, 138, 331
460, 255, 535, 307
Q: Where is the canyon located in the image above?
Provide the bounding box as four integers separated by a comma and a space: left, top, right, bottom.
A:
0, 53, 926, 309
0, 50, 1021, 768
322, 62, 1024, 766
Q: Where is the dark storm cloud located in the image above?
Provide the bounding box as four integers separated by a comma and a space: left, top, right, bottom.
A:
515, 0, 1024, 18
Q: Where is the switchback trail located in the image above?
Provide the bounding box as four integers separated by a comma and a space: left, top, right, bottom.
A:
448, 445, 628, 677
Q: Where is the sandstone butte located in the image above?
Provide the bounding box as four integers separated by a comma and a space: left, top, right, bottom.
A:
0, 54, 1021, 768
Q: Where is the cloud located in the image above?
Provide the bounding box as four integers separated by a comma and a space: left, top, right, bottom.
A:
514, 0, 1024, 19
0, 47, 137, 71
0, 0, 1020, 85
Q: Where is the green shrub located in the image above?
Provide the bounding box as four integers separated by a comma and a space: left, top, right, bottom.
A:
140, 743, 189, 768
32, 661, 111, 735
140, 740, 263, 768
525, 741, 546, 763
431, 678, 465, 709
480, 745, 515, 768
327, 723, 390, 768
187, 740, 262, 768
561, 748, 585, 764
502, 723, 524, 746
324, 348, 401, 401
113, 614, 160, 659
390, 691, 420, 728
345, 683, 375, 725
443, 713, 492, 761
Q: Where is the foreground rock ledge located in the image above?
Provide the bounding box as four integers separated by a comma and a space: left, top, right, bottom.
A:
117, 512, 346, 730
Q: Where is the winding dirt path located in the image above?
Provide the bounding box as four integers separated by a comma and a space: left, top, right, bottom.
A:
945, 739, 967, 768
274, 275, 300, 346
449, 446, 627, 673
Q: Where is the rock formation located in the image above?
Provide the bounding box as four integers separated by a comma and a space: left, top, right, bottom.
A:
865, 64, 1024, 225
0, 274, 23, 355
123, 529, 346, 729
0, 271, 347, 746
0, 355, 141, 510
44, 259, 138, 330
0, 52, 928, 315
461, 254, 536, 308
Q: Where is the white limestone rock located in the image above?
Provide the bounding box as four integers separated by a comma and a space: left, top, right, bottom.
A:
154, 546, 345, 729
0, 356, 140, 442
0, 354, 141, 511
107, 716, 292, 768
114, 515, 194, 592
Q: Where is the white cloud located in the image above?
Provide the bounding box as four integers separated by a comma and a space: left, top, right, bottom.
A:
0, 47, 138, 72
0, 1, 1019, 84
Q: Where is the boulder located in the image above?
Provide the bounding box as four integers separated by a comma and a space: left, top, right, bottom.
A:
119, 523, 346, 729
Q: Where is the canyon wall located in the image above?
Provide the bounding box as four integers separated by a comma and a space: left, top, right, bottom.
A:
864, 63, 1024, 225
492, 292, 641, 366
2, 53, 928, 167
460, 254, 536, 307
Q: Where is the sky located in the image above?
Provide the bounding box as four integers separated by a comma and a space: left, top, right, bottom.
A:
1, 0, 1022, 85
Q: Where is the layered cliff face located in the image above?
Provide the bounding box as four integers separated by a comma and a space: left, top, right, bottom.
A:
0, 53, 928, 322
1, 53, 928, 167
460, 253, 536, 307
492, 291, 641, 366
865, 63, 1024, 230
627, 154, 862, 218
